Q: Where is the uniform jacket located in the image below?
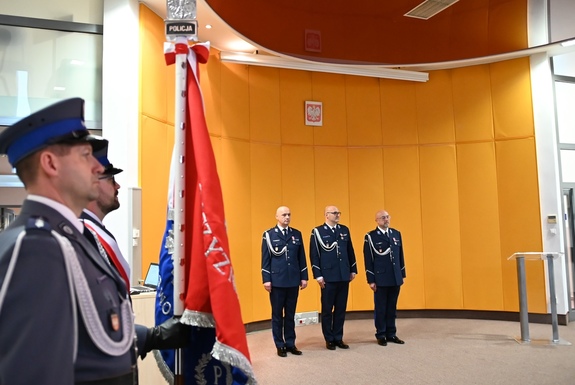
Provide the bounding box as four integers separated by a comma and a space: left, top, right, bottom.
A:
261, 226, 308, 287
363, 227, 406, 287
0, 199, 134, 385
310, 223, 357, 282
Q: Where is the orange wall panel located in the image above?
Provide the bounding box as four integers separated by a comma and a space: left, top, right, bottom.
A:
280, 146, 320, 312
348, 148, 385, 310
279, 70, 314, 146
210, 136, 222, 176
139, 5, 172, 125
219, 139, 254, 321
249, 67, 281, 144
250, 143, 282, 321
201, 50, 222, 137
420, 145, 463, 309
496, 138, 545, 313
313, 147, 350, 219
312, 146, 352, 306
380, 80, 418, 146
452, 65, 494, 143
348, 148, 385, 229
140, 116, 171, 268
311, 73, 348, 146
416, 70, 456, 144
345, 76, 383, 147
280, 145, 317, 226
220, 63, 250, 141
491, 58, 534, 139
383, 146, 425, 309
457, 142, 504, 310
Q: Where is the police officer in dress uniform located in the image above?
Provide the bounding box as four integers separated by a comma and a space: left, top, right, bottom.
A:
80, 141, 132, 290
309, 205, 357, 350
363, 210, 406, 346
261, 206, 308, 357
0, 98, 187, 385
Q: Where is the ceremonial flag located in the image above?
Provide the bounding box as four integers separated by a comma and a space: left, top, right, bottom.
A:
155, 42, 256, 385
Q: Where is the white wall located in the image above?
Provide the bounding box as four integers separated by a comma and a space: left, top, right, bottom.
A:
101, 0, 141, 283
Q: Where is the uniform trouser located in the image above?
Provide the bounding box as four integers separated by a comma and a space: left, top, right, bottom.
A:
270, 286, 299, 348
321, 281, 349, 342
373, 285, 401, 339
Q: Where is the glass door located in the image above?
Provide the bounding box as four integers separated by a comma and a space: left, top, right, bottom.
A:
0, 207, 18, 232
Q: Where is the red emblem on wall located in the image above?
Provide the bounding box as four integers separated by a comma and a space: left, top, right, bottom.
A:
305, 29, 322, 52
305, 101, 323, 126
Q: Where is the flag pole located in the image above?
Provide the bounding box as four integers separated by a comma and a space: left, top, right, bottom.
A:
164, 1, 198, 383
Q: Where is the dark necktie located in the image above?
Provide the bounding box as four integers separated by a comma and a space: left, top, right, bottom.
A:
384, 231, 389, 239
282, 228, 287, 237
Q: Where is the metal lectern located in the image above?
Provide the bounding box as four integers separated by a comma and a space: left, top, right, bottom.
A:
508, 252, 570, 345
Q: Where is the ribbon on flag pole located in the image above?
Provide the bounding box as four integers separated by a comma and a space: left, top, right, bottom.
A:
155, 41, 256, 385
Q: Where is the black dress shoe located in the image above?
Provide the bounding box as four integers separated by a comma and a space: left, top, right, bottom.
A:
277, 347, 287, 357
325, 341, 336, 350
286, 346, 303, 355
335, 340, 349, 349
387, 336, 405, 344
377, 338, 387, 346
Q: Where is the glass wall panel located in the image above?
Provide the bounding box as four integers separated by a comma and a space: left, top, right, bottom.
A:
0, 0, 103, 25
0, 25, 102, 127
561, 149, 575, 183
555, 81, 575, 144
553, 52, 575, 78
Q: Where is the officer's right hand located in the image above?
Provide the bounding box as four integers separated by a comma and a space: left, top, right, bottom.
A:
263, 282, 272, 293
317, 277, 325, 289
369, 283, 377, 292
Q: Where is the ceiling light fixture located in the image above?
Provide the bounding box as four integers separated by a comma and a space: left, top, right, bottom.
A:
405, 0, 459, 20
218, 52, 429, 82
560, 39, 575, 47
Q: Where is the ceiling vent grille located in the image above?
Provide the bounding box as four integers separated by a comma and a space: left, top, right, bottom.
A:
404, 0, 459, 20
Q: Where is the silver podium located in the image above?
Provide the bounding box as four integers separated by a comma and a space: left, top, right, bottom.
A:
508, 252, 570, 345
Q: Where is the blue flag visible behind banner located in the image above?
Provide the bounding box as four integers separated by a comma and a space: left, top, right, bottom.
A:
155, 217, 238, 384
154, 213, 175, 378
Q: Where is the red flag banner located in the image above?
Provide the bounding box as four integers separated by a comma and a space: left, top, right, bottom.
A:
175, 42, 256, 384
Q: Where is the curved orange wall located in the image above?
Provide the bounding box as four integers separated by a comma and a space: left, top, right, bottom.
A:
139, 5, 546, 324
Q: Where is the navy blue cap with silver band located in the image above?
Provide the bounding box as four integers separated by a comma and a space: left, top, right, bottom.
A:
93, 143, 123, 176
0, 97, 106, 167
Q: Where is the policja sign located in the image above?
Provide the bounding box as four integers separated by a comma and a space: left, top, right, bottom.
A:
166, 20, 198, 38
